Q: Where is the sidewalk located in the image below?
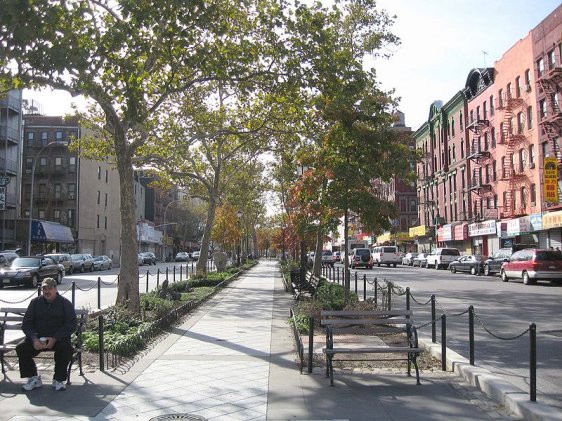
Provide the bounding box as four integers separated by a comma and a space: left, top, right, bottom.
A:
0, 260, 553, 420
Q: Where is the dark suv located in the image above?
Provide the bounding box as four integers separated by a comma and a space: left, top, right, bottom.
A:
139, 252, 157, 265
483, 244, 535, 276
0, 256, 63, 288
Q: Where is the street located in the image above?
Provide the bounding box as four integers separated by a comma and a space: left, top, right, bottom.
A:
327, 262, 562, 411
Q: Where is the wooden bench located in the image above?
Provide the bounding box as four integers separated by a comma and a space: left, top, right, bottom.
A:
292, 272, 321, 300
0, 306, 89, 384
321, 309, 423, 386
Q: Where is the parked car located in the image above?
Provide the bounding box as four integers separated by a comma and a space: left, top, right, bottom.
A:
0, 251, 20, 268
371, 246, 402, 267
425, 248, 461, 269
139, 251, 157, 265
0, 256, 63, 288
448, 255, 487, 275
1, 248, 24, 257
321, 249, 335, 267
348, 248, 373, 269
483, 244, 535, 276
402, 252, 419, 266
175, 252, 189, 262
501, 248, 562, 285
93, 255, 113, 271
45, 253, 74, 275
332, 251, 341, 263
71, 253, 95, 273
412, 253, 428, 267
137, 253, 144, 265
191, 251, 200, 261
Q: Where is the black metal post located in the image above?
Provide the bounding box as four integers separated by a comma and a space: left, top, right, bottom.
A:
173, 265, 176, 282
387, 281, 392, 310
431, 295, 436, 343
363, 275, 366, 301
97, 277, 101, 309
354, 271, 358, 294
441, 314, 447, 371
374, 278, 378, 305
98, 314, 105, 371
157, 268, 160, 285
180, 264, 183, 281
308, 317, 314, 374
37, 285, 41, 297
71, 281, 76, 307
336, 267, 340, 285
530, 323, 536, 401
146, 270, 149, 293
469, 306, 474, 365
406, 287, 410, 310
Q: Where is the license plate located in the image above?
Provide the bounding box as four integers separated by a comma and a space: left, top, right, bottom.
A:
3, 279, 10, 284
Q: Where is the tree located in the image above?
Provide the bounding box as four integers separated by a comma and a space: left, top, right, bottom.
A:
0, 0, 285, 313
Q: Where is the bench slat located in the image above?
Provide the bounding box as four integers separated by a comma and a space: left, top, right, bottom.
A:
321, 310, 413, 317
323, 318, 414, 326
324, 347, 422, 354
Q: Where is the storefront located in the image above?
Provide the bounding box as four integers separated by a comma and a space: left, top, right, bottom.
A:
468, 220, 498, 256
409, 225, 432, 253
541, 210, 562, 249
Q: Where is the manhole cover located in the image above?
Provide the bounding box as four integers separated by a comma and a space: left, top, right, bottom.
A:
149, 415, 207, 421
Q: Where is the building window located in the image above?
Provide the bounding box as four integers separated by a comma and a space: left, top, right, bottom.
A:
54, 209, 60, 222
105, 193, 108, 206
459, 112, 463, 130
524, 69, 531, 89
491, 127, 496, 148
97, 190, 100, 205
537, 57, 545, 77
452, 145, 456, 161
41, 131, 48, 146
69, 156, 76, 172
55, 131, 63, 141
483, 101, 487, 119
105, 170, 108, 183
460, 140, 464, 159
39, 157, 47, 168
529, 145, 535, 165
503, 192, 507, 209
527, 106, 533, 129
490, 95, 495, 115
515, 76, 521, 98
517, 112, 524, 134
498, 89, 503, 108
68, 183, 76, 200
25, 158, 32, 170
97, 166, 101, 180
105, 216, 108, 230
27, 132, 34, 146
97, 215, 100, 229
531, 183, 537, 203
494, 194, 498, 209
542, 141, 548, 157
548, 50, 556, 69
451, 118, 455, 137
501, 157, 506, 178
54, 184, 61, 200
521, 187, 527, 208
507, 83, 512, 99
38, 209, 45, 219
493, 160, 497, 181
55, 156, 62, 169
518, 149, 526, 173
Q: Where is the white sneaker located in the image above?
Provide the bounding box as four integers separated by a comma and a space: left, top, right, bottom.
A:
52, 380, 66, 391
22, 375, 42, 391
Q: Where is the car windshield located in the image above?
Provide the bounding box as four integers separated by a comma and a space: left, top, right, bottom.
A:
11, 258, 40, 268
383, 247, 396, 253
535, 251, 562, 261
94, 256, 104, 261
441, 249, 460, 256
71, 254, 83, 259
322, 251, 332, 256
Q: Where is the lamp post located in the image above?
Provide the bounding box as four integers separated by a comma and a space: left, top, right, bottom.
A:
27, 141, 67, 256
236, 210, 243, 266
163, 199, 182, 260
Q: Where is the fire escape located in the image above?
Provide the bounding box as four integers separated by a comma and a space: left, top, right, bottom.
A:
496, 91, 527, 218
537, 54, 562, 205
467, 117, 491, 221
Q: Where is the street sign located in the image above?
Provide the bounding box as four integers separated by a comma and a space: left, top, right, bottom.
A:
0, 186, 5, 211
0, 176, 10, 187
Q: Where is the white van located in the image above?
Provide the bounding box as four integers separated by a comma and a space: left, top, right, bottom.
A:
371, 246, 401, 267
425, 248, 461, 269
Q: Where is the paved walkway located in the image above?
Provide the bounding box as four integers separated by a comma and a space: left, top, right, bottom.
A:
0, 260, 555, 420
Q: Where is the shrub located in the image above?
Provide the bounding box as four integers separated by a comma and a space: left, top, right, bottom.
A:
140, 293, 177, 319
314, 281, 357, 310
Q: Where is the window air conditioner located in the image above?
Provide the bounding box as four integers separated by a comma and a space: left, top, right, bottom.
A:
69, 193, 75, 200
529, 162, 535, 169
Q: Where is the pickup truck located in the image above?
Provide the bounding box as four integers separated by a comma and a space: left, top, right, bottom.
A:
321, 250, 335, 267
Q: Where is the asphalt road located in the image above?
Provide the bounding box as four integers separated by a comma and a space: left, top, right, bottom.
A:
326, 262, 562, 411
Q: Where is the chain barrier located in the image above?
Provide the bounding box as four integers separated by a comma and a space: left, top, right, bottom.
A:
415, 316, 442, 330
74, 280, 98, 291
0, 289, 37, 304
100, 276, 119, 286
409, 293, 432, 306
474, 310, 532, 340
57, 283, 73, 296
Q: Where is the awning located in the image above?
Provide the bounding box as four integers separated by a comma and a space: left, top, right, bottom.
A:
31, 220, 75, 243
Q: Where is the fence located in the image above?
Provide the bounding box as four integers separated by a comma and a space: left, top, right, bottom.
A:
315, 265, 538, 402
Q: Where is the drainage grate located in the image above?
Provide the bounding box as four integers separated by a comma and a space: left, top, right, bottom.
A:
149, 415, 207, 421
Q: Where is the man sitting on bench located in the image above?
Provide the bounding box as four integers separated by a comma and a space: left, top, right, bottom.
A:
16, 277, 77, 392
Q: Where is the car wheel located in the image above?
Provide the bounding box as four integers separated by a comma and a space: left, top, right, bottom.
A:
377, 262, 381, 267
31, 274, 39, 288
470, 266, 477, 275
484, 265, 490, 276
450, 266, 456, 273
522, 271, 534, 285
108, 263, 112, 270
90, 264, 95, 272
80, 264, 85, 273
501, 270, 509, 282
69, 266, 74, 275
56, 272, 63, 284
435, 263, 439, 270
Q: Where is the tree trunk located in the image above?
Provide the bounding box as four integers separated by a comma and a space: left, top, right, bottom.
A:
196, 198, 217, 274
312, 225, 323, 277
114, 133, 140, 314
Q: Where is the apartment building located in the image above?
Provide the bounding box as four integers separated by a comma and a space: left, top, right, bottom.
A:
412, 4, 562, 255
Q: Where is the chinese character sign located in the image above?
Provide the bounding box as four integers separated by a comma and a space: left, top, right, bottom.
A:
543, 157, 559, 203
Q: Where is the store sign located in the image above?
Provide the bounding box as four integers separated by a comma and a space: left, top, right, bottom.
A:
543, 210, 562, 229
506, 217, 531, 237
543, 157, 559, 203
468, 220, 497, 237
441, 225, 452, 241
409, 225, 427, 237
529, 213, 543, 231
453, 223, 468, 240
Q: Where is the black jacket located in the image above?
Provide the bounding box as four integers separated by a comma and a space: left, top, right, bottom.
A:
22, 294, 77, 342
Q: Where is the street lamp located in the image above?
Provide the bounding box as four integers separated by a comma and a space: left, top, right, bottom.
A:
163, 199, 182, 260
236, 210, 243, 266
27, 141, 67, 256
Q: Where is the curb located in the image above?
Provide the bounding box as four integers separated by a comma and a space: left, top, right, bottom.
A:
420, 338, 562, 421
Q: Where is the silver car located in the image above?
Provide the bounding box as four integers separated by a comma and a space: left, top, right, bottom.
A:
45, 253, 74, 275
71, 253, 95, 272
93, 255, 113, 271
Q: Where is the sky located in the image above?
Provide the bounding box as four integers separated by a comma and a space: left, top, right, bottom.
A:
24, 0, 562, 132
